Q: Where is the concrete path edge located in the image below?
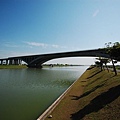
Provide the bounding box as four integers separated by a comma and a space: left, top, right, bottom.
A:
37, 77, 80, 120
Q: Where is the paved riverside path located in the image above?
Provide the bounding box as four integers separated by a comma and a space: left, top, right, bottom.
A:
44, 67, 91, 120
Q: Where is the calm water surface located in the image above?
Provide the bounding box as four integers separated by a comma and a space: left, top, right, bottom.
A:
0, 66, 87, 120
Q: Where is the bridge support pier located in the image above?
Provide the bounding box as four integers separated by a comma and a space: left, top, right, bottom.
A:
0, 60, 3, 65
6, 60, 8, 65
9, 59, 13, 65
0, 59, 8, 65
8, 59, 22, 65
18, 59, 22, 65
14, 59, 19, 65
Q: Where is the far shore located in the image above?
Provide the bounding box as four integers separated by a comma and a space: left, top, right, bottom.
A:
0, 65, 27, 69
0, 64, 87, 69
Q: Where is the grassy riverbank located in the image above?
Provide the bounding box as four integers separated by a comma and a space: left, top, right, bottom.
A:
0, 65, 27, 69
44, 66, 120, 120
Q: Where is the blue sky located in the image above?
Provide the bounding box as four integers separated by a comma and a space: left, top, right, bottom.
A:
0, 0, 120, 65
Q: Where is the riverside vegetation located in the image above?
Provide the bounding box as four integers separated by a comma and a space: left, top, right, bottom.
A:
0, 64, 83, 69
0, 65, 27, 69
45, 66, 120, 120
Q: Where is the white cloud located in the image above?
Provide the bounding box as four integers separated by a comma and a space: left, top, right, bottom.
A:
25, 42, 48, 47
52, 44, 59, 48
3, 41, 67, 51
24, 41, 67, 49
93, 9, 99, 17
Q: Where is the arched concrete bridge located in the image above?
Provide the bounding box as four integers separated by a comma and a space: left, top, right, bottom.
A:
0, 49, 110, 68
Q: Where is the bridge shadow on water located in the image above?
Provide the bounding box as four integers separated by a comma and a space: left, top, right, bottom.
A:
70, 85, 120, 120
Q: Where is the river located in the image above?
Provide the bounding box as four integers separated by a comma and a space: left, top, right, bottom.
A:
0, 66, 87, 120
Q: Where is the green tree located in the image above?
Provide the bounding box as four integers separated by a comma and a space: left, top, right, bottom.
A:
105, 42, 120, 75
96, 57, 110, 72
105, 42, 120, 61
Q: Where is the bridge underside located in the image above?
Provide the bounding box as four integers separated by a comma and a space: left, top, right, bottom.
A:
0, 49, 111, 68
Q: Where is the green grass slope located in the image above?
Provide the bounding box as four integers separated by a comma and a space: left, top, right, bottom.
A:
71, 66, 120, 120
